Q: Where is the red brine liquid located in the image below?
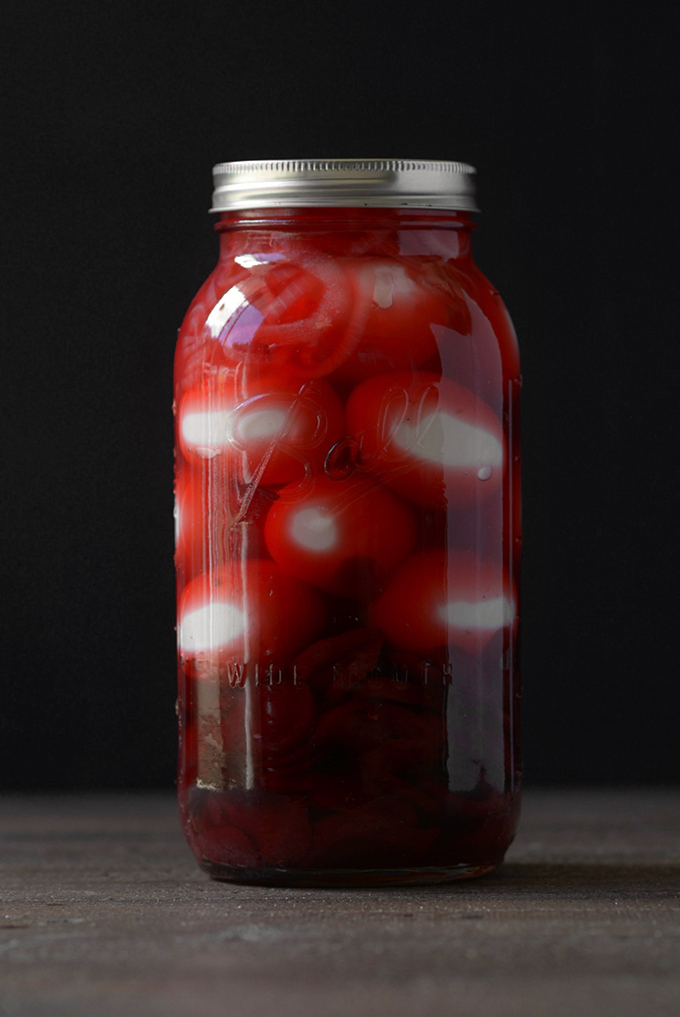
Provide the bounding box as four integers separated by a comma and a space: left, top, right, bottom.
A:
174, 207, 521, 885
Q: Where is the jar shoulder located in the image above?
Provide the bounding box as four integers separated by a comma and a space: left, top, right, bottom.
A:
442, 257, 521, 377
174, 244, 520, 391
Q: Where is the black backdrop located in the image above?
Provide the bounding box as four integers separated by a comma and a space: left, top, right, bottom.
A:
1, 2, 678, 789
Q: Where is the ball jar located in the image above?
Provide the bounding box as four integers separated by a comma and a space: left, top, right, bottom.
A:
173, 160, 522, 886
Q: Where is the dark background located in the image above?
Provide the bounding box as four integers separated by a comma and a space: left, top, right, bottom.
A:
1, 2, 677, 789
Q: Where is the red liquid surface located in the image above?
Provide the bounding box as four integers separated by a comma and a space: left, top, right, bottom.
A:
174, 208, 521, 882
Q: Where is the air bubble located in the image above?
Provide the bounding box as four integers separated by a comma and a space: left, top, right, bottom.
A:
477, 466, 493, 481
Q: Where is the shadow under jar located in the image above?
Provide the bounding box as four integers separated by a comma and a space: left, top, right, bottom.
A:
174, 159, 522, 886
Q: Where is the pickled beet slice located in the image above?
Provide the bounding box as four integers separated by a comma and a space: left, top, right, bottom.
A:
262, 770, 368, 811
291, 626, 383, 696
253, 683, 317, 761
311, 804, 439, 869
426, 787, 519, 867
199, 824, 259, 868
190, 788, 312, 869
353, 676, 446, 712
312, 698, 431, 755
187, 787, 260, 867
356, 733, 444, 787
372, 774, 451, 819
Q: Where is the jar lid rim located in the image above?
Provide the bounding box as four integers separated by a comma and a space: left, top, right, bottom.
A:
210, 159, 479, 213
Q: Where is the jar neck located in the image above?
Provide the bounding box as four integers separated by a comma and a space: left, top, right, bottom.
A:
215, 207, 475, 260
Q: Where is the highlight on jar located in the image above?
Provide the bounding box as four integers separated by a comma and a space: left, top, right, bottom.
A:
173, 160, 521, 886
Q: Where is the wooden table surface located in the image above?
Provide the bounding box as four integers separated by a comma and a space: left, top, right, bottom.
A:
1, 790, 679, 1017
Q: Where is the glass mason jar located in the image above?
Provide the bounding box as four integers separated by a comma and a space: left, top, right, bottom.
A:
174, 160, 521, 886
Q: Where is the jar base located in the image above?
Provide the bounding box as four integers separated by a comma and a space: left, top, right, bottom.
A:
199, 858, 501, 888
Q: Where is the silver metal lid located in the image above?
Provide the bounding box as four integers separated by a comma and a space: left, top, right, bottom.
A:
210, 159, 478, 213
